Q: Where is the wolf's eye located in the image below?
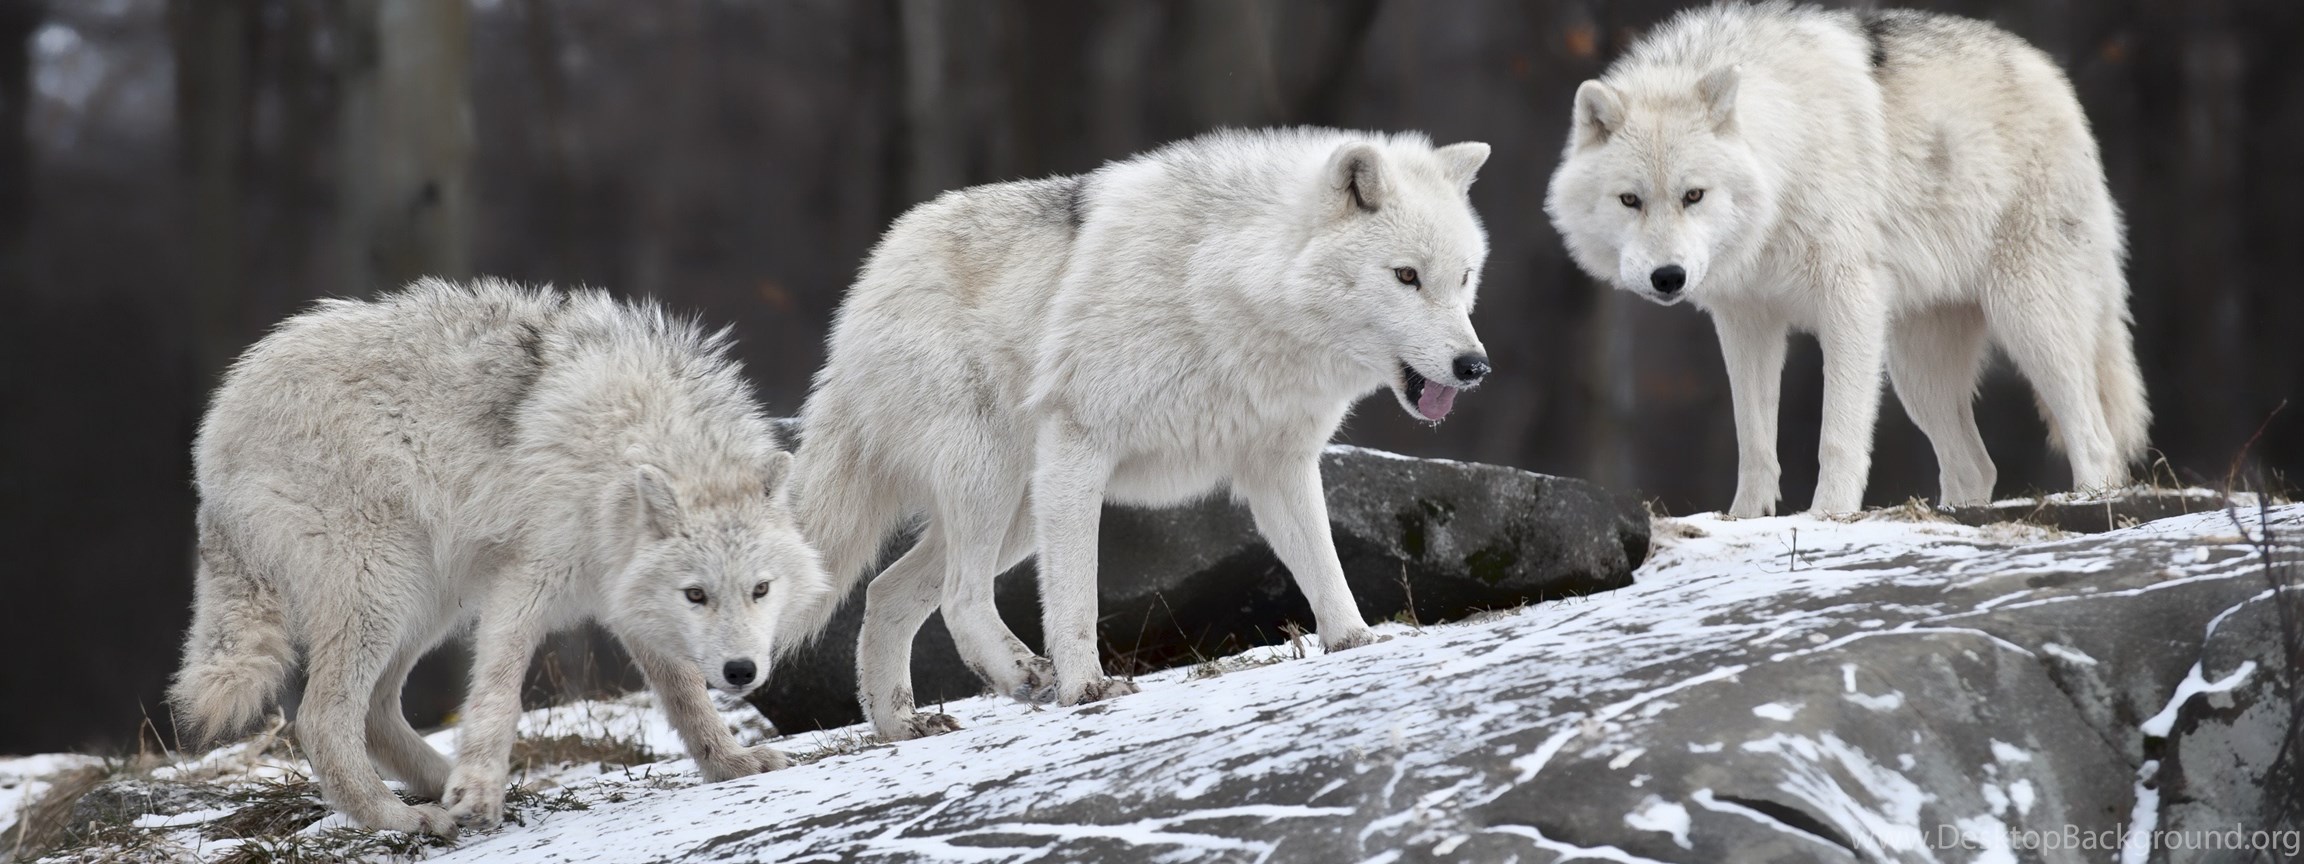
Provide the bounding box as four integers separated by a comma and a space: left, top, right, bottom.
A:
751, 581, 770, 600
1393, 267, 1420, 287
1619, 193, 1641, 209
1683, 189, 1704, 206
683, 587, 707, 605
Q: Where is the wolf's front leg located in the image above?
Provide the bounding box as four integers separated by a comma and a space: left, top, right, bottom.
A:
628, 643, 789, 781
1032, 420, 1136, 706
1812, 289, 1889, 514
1713, 309, 1789, 517
1242, 453, 1379, 651
442, 579, 554, 832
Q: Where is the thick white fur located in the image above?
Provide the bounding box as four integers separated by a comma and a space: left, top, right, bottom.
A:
794, 128, 1493, 740
1546, 2, 2148, 515
169, 279, 830, 835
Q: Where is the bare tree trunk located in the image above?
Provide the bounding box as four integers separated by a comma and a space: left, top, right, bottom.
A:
0, 0, 34, 286
336, 0, 473, 294
1180, 0, 1280, 127
896, 0, 1008, 203
520, 0, 578, 282
169, 0, 253, 382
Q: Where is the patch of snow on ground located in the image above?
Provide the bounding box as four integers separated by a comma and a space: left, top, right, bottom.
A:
1623, 795, 1693, 849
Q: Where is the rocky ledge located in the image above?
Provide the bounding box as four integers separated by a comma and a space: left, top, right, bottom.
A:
8, 490, 2295, 864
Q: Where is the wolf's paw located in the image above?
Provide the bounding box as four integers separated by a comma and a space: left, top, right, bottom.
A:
700, 744, 791, 782
1727, 490, 1780, 518
1008, 656, 1059, 704
401, 803, 459, 837
881, 711, 964, 743
363, 801, 457, 837
1067, 677, 1140, 706
441, 774, 506, 832
1321, 629, 1389, 652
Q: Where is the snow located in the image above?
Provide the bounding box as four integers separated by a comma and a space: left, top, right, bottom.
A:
2038, 642, 2099, 666
8, 499, 2296, 862
1751, 702, 1800, 722
0, 752, 102, 834
2120, 761, 2162, 864
2138, 660, 2257, 737
1623, 795, 1693, 849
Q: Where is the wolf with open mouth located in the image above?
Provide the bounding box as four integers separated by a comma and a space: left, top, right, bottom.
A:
790, 128, 1494, 741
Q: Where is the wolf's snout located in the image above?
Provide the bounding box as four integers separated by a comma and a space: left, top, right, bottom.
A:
1452, 353, 1490, 384
1650, 265, 1686, 294
722, 658, 757, 687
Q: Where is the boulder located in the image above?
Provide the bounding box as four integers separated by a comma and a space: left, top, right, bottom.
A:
753, 440, 1649, 732
633, 501, 2291, 863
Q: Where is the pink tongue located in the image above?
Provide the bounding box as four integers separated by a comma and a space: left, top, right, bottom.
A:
1417, 383, 1458, 420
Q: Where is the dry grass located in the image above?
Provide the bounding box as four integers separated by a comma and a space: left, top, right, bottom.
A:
198, 779, 329, 841
509, 732, 654, 773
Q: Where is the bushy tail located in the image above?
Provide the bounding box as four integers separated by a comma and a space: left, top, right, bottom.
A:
2097, 309, 2151, 469
168, 531, 294, 745
2034, 307, 2152, 476
781, 418, 909, 649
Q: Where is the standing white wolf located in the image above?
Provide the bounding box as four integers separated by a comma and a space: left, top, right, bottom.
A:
1546, 2, 2147, 515
793, 128, 1494, 740
170, 279, 830, 835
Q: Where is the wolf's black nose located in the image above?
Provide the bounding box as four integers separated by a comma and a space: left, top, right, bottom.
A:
723, 659, 757, 687
1453, 353, 1491, 384
1650, 265, 1686, 294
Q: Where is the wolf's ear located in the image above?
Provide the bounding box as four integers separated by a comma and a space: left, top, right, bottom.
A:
1573, 80, 1626, 148
1327, 142, 1387, 213
633, 464, 684, 540
1697, 65, 1740, 130
760, 451, 794, 503
1434, 142, 1490, 191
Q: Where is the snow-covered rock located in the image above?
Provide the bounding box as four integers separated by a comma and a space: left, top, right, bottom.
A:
9, 498, 2297, 863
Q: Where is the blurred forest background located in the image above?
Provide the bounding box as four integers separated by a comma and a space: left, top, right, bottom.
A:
2, 0, 2300, 755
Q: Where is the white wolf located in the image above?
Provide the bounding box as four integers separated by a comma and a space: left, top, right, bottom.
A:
1545, 2, 2147, 515
792, 128, 1493, 740
169, 278, 831, 835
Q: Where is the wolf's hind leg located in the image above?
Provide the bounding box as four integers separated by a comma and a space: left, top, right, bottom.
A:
365, 642, 450, 800
858, 525, 966, 741
1888, 304, 1997, 506
297, 542, 456, 836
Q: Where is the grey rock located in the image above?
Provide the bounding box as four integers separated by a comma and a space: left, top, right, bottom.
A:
2153, 588, 2304, 860
754, 441, 1648, 733
677, 504, 2295, 863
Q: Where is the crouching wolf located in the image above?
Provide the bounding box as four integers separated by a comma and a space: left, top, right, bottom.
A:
794, 128, 1494, 740
169, 279, 831, 835
1546, 3, 2148, 515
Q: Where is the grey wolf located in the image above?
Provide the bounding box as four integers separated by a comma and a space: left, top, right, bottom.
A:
793, 128, 1495, 740
1546, 2, 2147, 515
169, 278, 830, 834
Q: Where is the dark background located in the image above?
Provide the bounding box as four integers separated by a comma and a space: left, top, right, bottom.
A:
2, 0, 2298, 755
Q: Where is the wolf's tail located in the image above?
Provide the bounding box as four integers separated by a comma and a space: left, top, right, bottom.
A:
2097, 307, 2152, 470
2035, 303, 2152, 476
168, 523, 294, 745
784, 416, 908, 647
